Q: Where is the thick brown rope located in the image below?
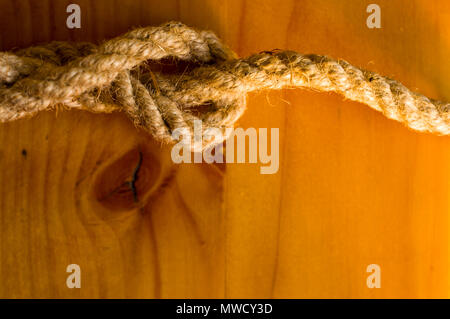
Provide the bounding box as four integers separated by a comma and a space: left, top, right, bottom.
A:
1, 21, 449, 151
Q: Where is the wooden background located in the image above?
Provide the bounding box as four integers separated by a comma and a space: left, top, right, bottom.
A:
0, 0, 449, 298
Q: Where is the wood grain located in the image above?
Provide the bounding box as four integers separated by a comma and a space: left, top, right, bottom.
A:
0, 0, 449, 298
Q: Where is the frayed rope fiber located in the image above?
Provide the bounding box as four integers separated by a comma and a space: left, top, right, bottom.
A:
1, 21, 449, 150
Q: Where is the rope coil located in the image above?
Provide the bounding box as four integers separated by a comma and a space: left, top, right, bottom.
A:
1, 21, 449, 150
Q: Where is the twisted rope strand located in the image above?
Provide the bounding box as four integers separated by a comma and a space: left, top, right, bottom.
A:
0, 21, 449, 151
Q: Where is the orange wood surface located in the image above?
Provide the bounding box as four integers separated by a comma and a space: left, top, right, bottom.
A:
0, 0, 449, 298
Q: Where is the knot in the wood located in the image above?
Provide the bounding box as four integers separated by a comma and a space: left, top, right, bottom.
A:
93, 148, 161, 212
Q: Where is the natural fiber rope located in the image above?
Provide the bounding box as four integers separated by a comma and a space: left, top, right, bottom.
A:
1, 21, 449, 151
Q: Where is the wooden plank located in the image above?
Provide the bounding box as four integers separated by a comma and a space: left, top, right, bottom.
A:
0, 0, 449, 298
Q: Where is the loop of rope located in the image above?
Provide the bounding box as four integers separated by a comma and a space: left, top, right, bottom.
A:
0, 21, 449, 151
